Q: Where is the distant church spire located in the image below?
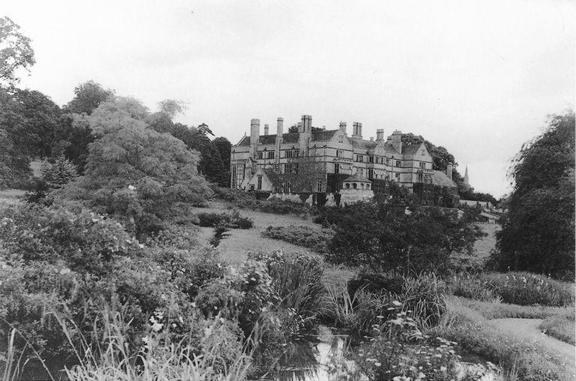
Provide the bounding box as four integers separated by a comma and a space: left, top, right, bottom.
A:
464, 166, 470, 185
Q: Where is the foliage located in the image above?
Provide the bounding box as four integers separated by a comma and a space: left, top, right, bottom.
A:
320, 201, 481, 274
447, 296, 572, 320
210, 184, 255, 203
0, 88, 62, 158
0, 127, 30, 189
261, 225, 333, 253
495, 111, 575, 280
481, 272, 574, 307
538, 312, 575, 345
61, 96, 211, 237
234, 197, 312, 215
447, 274, 500, 302
0, 17, 35, 87
355, 302, 460, 381
249, 251, 325, 324
401, 274, 447, 329
211, 137, 232, 187
64, 80, 114, 115
196, 210, 253, 229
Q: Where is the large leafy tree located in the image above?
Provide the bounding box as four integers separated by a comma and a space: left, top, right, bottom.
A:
495, 111, 575, 279
0, 17, 35, 88
64, 96, 211, 236
64, 80, 114, 115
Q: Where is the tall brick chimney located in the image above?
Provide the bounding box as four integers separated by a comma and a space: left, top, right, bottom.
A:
264, 124, 269, 136
376, 129, 384, 141
339, 122, 347, 134
250, 119, 260, 159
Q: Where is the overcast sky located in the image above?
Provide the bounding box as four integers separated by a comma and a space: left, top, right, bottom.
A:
4, 0, 575, 197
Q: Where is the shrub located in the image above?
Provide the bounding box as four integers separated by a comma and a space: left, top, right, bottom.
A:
261, 225, 333, 253
481, 272, 574, 306
448, 274, 500, 302
197, 210, 253, 229
235, 198, 312, 216
348, 272, 406, 298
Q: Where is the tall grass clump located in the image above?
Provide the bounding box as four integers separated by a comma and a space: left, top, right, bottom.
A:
249, 251, 325, 324
482, 272, 574, 306
401, 273, 448, 329
448, 273, 500, 302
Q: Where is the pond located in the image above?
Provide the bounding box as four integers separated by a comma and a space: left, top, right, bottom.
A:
271, 325, 366, 381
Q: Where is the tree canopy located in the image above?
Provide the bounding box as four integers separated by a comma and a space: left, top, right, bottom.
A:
0, 17, 35, 88
494, 111, 575, 279
63, 96, 211, 236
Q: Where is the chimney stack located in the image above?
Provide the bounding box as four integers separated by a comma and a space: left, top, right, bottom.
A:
376, 129, 384, 141
339, 122, 347, 134
264, 124, 269, 136
275, 118, 283, 165
250, 118, 260, 160
300, 115, 312, 133
352, 122, 362, 138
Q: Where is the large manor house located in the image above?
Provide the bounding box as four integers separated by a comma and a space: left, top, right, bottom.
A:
230, 115, 457, 197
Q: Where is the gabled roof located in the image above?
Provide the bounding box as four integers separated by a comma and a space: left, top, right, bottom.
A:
432, 170, 457, 188
236, 133, 300, 146
350, 138, 377, 151
344, 174, 372, 183
312, 129, 338, 142
402, 143, 424, 155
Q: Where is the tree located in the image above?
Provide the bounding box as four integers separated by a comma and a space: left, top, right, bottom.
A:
66, 96, 211, 236
211, 137, 232, 187
494, 111, 575, 279
158, 99, 185, 119
65, 80, 114, 115
0, 17, 35, 87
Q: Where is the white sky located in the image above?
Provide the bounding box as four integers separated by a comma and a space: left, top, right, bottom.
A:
4, 0, 575, 197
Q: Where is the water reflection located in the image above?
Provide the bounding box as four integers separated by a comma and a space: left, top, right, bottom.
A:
273, 326, 364, 381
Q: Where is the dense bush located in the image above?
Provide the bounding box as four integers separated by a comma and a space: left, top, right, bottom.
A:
0, 203, 246, 379
482, 272, 574, 307
234, 197, 313, 216
447, 274, 500, 302
197, 210, 253, 229
318, 202, 481, 274
261, 225, 333, 253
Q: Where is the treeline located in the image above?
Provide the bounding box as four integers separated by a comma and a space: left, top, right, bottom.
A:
0, 81, 232, 190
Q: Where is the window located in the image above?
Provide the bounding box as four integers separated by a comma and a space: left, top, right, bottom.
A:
232, 166, 237, 188
257, 175, 262, 190
420, 161, 426, 169
369, 156, 374, 163
269, 151, 275, 159
338, 135, 344, 143
286, 149, 299, 158
334, 163, 339, 174
396, 160, 401, 167
368, 169, 374, 179
356, 155, 363, 163
336, 149, 343, 158
257, 151, 263, 159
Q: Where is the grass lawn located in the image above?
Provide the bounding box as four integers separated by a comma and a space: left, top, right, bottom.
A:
0, 189, 25, 206
193, 202, 323, 264
539, 314, 576, 345
433, 296, 576, 381
473, 222, 500, 259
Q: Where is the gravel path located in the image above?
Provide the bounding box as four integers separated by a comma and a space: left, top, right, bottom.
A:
489, 318, 575, 375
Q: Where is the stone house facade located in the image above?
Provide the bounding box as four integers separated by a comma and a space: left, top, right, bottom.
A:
230, 115, 455, 194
